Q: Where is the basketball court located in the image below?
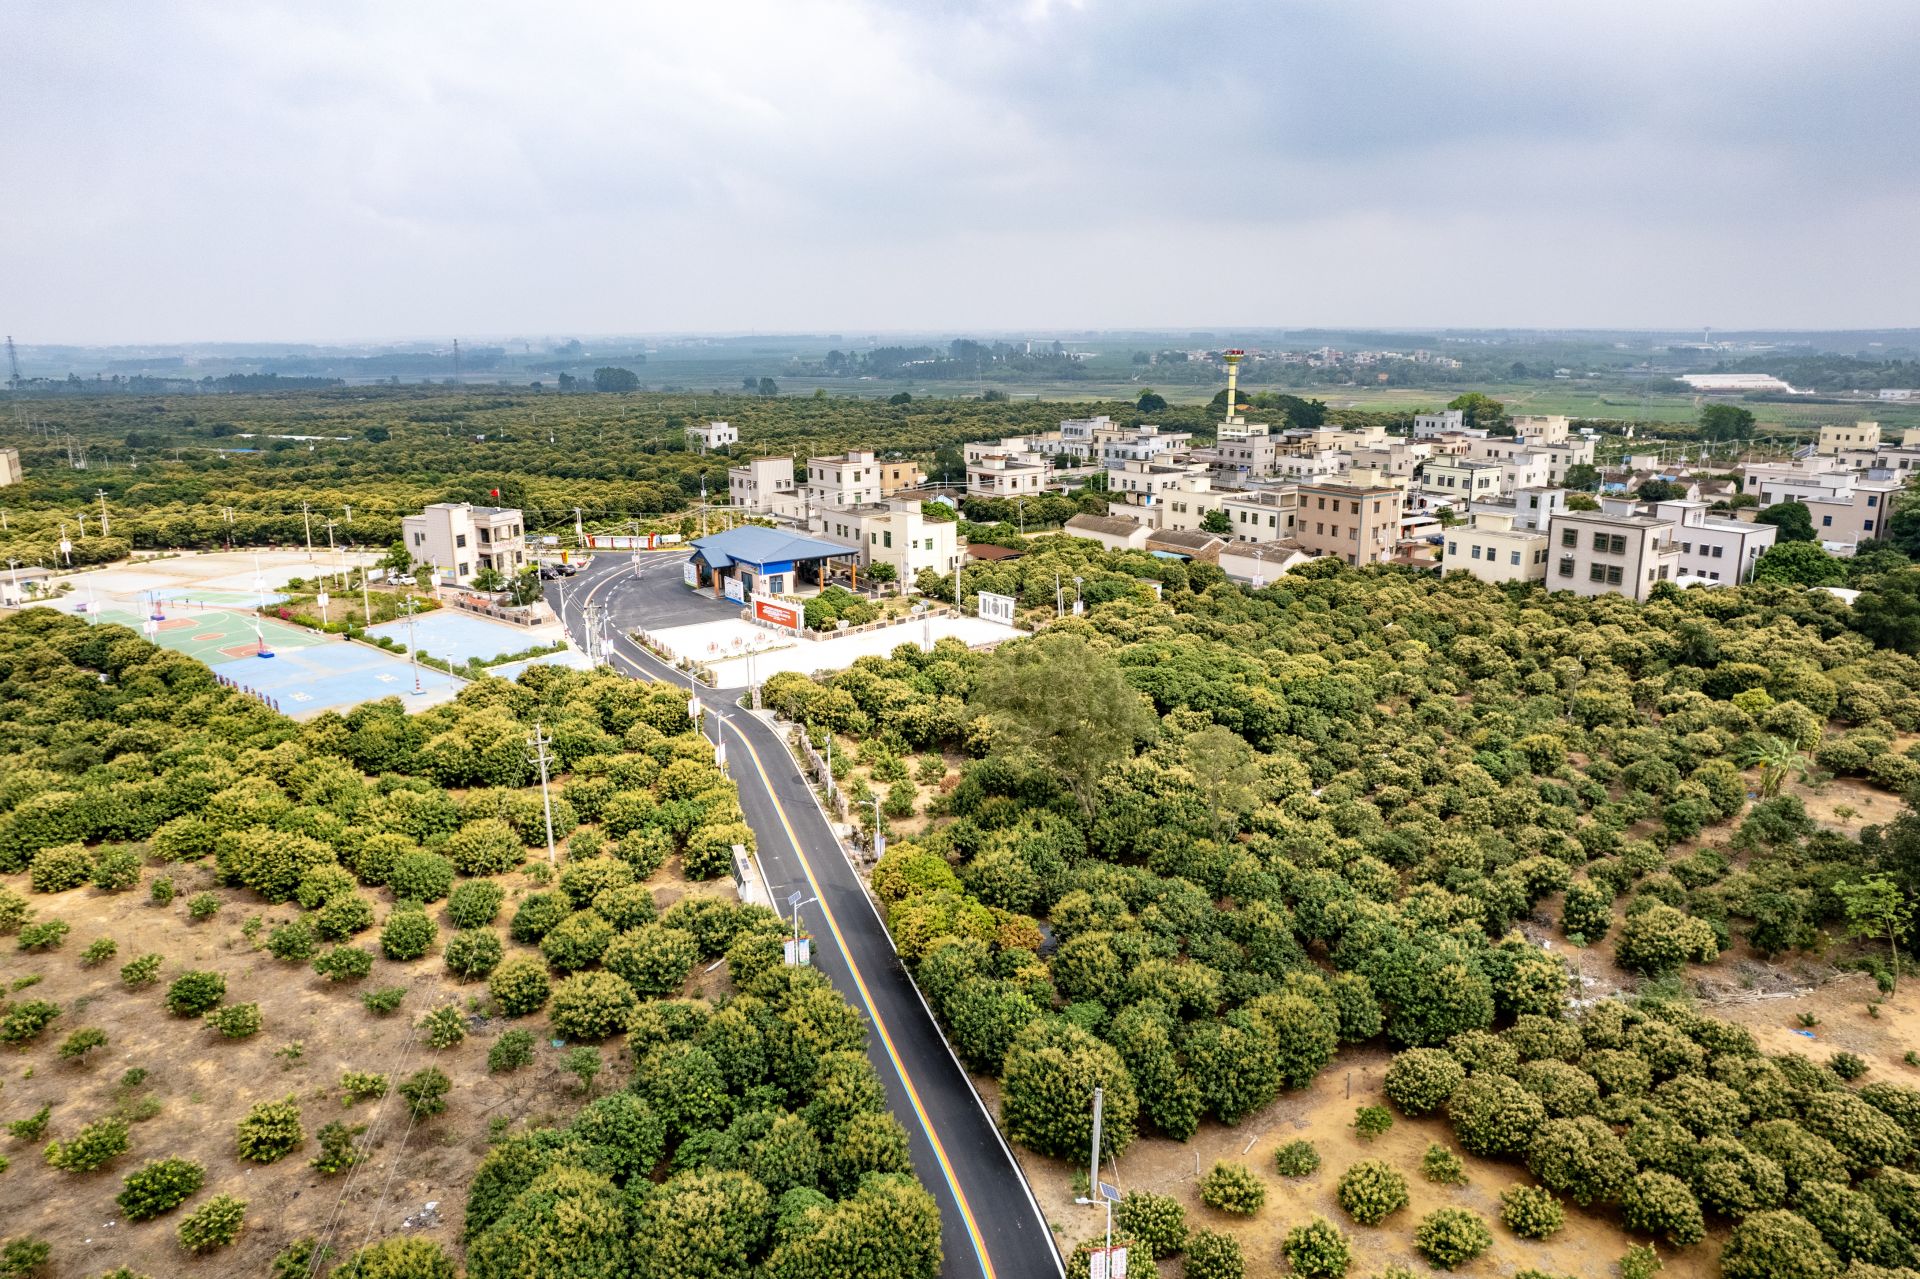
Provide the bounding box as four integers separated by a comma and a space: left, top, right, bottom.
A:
59, 549, 466, 717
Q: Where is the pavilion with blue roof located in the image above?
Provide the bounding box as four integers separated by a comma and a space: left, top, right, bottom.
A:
687, 525, 859, 599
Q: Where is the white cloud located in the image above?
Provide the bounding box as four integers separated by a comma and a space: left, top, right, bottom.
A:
1, 0, 1913, 340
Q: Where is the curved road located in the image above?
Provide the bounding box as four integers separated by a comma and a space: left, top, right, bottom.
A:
548, 553, 1062, 1279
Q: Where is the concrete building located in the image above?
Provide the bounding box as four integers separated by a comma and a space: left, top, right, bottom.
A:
1052, 416, 1113, 462
1818, 421, 1881, 455
1220, 490, 1297, 543
685, 421, 738, 453
1219, 540, 1316, 585
1105, 460, 1222, 532
1546, 500, 1683, 602
1348, 439, 1432, 482
1413, 409, 1466, 438
877, 460, 927, 496
1273, 449, 1350, 481
0, 447, 19, 486
1739, 459, 1855, 506
1201, 421, 1283, 478
1098, 424, 1192, 467
1443, 511, 1550, 585
400, 502, 527, 586
810, 499, 960, 583
967, 453, 1050, 497
728, 456, 797, 512
1803, 477, 1903, 551
1508, 414, 1574, 443
1648, 501, 1777, 583
1063, 512, 1150, 552
1294, 480, 1403, 566
1419, 458, 1505, 505
805, 450, 883, 508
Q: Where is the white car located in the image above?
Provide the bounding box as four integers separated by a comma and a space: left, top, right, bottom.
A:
392, 574, 416, 586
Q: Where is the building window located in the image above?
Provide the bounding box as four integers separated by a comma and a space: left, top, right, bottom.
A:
1869, 495, 1880, 506
1470, 544, 1481, 559
1509, 551, 1521, 566
1711, 545, 1723, 558
1866, 519, 1876, 531
1589, 563, 1606, 582
1558, 557, 1574, 578
1561, 529, 1577, 548
458, 562, 469, 576
1447, 541, 1458, 555
455, 534, 467, 548
1608, 566, 1623, 585
883, 532, 893, 548
1608, 534, 1626, 554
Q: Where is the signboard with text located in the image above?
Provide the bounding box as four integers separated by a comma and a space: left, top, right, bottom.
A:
754, 598, 800, 631
723, 576, 746, 603
682, 561, 699, 587
977, 591, 1016, 625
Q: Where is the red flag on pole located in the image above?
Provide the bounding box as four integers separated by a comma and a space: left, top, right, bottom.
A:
490, 488, 500, 498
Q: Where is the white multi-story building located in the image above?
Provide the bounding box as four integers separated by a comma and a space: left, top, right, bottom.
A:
728, 456, 797, 512
0, 447, 19, 486
1419, 458, 1505, 505
1220, 489, 1297, 543
1098, 424, 1192, 467
1444, 510, 1550, 585
1272, 449, 1349, 481
809, 499, 960, 583
685, 421, 738, 453
967, 453, 1050, 497
1739, 459, 1854, 506
1106, 459, 1222, 531
1200, 421, 1284, 479
1348, 439, 1432, 482
1546, 500, 1683, 603
1413, 409, 1466, 438
805, 450, 883, 507
1647, 501, 1777, 584
400, 502, 527, 586
1803, 477, 1904, 552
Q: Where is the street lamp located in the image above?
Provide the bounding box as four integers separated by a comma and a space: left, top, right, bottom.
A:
785, 892, 818, 967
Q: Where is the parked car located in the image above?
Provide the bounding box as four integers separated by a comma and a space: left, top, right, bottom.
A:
392, 574, 416, 586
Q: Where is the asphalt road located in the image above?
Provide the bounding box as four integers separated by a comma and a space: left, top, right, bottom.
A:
549, 553, 1063, 1279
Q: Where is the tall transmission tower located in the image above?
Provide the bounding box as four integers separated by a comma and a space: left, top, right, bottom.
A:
452, 338, 461, 383
5, 336, 24, 436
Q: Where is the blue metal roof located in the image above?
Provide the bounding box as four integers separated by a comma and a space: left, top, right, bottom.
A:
691, 525, 855, 571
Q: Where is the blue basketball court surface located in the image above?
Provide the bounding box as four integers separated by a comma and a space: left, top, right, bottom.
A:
366, 611, 542, 664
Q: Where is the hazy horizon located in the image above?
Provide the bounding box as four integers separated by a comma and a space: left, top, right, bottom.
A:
6, 0, 1917, 344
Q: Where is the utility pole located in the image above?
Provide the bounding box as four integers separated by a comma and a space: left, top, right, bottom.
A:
95, 489, 110, 537
302, 501, 314, 560
1055, 571, 1064, 618
360, 554, 373, 627
221, 506, 235, 550
528, 721, 559, 867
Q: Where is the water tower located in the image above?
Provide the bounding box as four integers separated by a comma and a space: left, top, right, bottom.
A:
1223, 349, 1245, 424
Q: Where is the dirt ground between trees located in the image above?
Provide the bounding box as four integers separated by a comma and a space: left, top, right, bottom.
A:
990, 949, 1920, 1279
0, 855, 730, 1279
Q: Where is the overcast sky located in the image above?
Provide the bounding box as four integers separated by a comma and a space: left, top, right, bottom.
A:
4, 0, 1916, 343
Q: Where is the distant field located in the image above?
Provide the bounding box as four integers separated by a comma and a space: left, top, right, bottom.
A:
758, 373, 1920, 432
